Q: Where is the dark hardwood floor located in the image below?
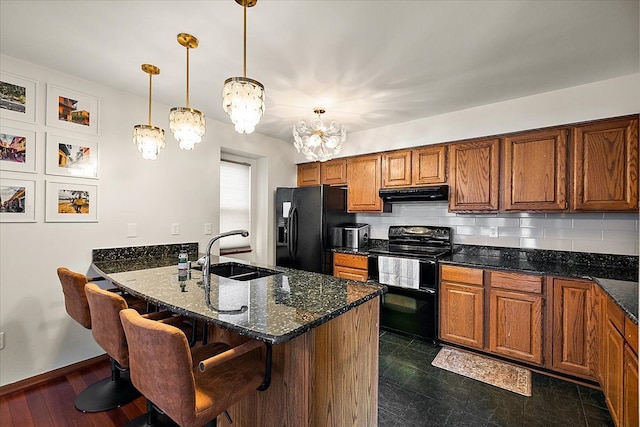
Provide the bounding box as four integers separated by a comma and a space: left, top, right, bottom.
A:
0, 360, 146, 427
1, 331, 615, 426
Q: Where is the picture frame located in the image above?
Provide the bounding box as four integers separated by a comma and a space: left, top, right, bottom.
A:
45, 180, 98, 222
0, 71, 37, 124
46, 132, 98, 179
0, 123, 37, 173
0, 177, 36, 222
46, 84, 99, 135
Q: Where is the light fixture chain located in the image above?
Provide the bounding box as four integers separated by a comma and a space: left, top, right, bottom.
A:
243, 1, 247, 78
186, 46, 190, 107
148, 72, 153, 125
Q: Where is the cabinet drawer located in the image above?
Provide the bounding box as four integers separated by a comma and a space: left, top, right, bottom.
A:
489, 271, 542, 294
440, 265, 483, 286
625, 316, 638, 355
334, 253, 368, 270
607, 297, 626, 334
334, 266, 368, 282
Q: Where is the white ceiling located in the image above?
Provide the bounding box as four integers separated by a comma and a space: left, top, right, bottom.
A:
1, 1, 638, 143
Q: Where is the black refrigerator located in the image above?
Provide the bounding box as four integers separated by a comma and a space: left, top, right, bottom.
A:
276, 185, 354, 274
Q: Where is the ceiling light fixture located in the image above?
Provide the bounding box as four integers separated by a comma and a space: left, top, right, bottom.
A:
133, 64, 165, 160
222, 0, 265, 134
169, 33, 205, 150
293, 108, 346, 162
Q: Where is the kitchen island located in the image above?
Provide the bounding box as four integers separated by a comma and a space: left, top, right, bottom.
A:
92, 246, 385, 427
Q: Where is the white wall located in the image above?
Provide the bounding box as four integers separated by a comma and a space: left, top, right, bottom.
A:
0, 55, 297, 386
296, 74, 640, 255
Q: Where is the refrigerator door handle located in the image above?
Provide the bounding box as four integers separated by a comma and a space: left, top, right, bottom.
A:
287, 205, 294, 259
291, 207, 299, 259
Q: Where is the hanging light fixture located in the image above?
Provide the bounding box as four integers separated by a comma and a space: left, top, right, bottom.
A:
169, 33, 205, 150
133, 64, 165, 160
293, 108, 346, 162
222, 0, 265, 134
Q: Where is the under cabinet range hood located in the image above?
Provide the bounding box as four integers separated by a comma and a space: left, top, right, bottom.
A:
378, 185, 449, 203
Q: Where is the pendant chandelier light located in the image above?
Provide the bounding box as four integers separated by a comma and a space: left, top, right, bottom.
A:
169, 33, 205, 150
222, 0, 265, 134
293, 108, 346, 162
133, 64, 165, 160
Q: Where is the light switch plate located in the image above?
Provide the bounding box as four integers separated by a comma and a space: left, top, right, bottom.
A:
171, 223, 180, 235
204, 223, 212, 235
489, 227, 498, 238
127, 223, 137, 238
0, 332, 5, 350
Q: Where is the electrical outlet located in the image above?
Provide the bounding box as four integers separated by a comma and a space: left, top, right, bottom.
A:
489, 227, 498, 238
171, 223, 180, 235
204, 223, 212, 235
0, 332, 5, 350
127, 223, 137, 238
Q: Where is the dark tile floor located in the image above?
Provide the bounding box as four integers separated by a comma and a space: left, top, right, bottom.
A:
378, 330, 614, 427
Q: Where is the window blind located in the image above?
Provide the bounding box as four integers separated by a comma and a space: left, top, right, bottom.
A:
219, 159, 251, 250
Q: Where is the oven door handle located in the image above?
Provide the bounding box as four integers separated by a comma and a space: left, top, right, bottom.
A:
423, 288, 436, 294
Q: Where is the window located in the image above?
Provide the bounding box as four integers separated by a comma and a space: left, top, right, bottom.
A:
219, 158, 252, 252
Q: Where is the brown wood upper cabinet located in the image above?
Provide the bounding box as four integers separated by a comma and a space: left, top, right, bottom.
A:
320, 158, 347, 186
347, 154, 385, 212
571, 116, 639, 212
502, 128, 568, 211
382, 150, 412, 187
412, 145, 447, 185
297, 162, 321, 187
449, 138, 500, 211
381, 146, 447, 188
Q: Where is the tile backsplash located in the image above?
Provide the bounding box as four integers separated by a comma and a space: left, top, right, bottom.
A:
355, 201, 639, 255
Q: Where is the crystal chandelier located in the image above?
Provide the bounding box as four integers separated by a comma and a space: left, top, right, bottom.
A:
222, 0, 265, 134
133, 64, 165, 160
293, 108, 346, 162
169, 33, 205, 150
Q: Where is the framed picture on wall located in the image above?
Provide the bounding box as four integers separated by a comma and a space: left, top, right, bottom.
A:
0, 71, 37, 124
45, 180, 98, 222
0, 177, 36, 222
0, 123, 37, 173
45, 132, 98, 179
46, 84, 99, 135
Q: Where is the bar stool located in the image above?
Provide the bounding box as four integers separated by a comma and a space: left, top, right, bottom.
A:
57, 267, 145, 412
119, 308, 271, 427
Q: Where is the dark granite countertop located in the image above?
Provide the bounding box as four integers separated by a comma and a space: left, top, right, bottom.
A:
440, 246, 638, 324
92, 253, 385, 345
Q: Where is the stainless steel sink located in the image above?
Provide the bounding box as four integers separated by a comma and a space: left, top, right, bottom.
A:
208, 262, 281, 281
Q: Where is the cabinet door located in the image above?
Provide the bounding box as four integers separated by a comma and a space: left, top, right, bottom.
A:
502, 129, 568, 211
552, 278, 597, 379
489, 289, 543, 364
321, 159, 347, 186
449, 138, 500, 211
440, 282, 484, 349
412, 145, 447, 185
297, 162, 321, 187
382, 150, 412, 188
623, 344, 638, 427
347, 154, 384, 212
572, 116, 639, 212
605, 319, 624, 427
593, 285, 607, 385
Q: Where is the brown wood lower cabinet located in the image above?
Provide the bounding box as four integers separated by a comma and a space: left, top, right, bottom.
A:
605, 317, 625, 426
439, 265, 484, 349
623, 344, 638, 427
333, 253, 368, 282
551, 277, 597, 380
488, 288, 543, 364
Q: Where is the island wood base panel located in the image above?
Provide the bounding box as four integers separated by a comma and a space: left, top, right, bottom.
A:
217, 297, 380, 427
